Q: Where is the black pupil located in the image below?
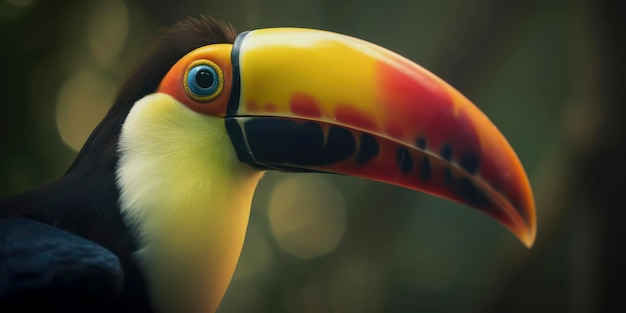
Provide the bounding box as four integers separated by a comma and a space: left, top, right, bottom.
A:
196, 69, 214, 89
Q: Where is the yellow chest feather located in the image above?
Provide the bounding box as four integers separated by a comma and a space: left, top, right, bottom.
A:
116, 93, 263, 313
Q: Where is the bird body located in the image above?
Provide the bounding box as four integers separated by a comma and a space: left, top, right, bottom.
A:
0, 16, 536, 312
1, 17, 240, 312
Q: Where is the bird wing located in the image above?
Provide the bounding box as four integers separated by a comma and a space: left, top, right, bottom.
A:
0, 218, 124, 311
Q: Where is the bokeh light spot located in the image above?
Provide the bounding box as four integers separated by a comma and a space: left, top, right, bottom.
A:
5, 0, 33, 8
329, 258, 386, 313
268, 175, 346, 259
88, 0, 129, 67
55, 69, 116, 151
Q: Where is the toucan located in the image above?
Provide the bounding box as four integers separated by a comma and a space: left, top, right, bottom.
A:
0, 16, 536, 313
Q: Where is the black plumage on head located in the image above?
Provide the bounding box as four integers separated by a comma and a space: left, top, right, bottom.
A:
71, 16, 237, 173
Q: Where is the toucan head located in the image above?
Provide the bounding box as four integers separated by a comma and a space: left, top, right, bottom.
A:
152, 22, 536, 246
107, 16, 535, 312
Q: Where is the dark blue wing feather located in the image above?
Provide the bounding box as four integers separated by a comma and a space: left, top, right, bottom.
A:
0, 218, 123, 311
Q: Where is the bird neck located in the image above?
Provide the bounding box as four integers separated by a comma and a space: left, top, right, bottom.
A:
116, 93, 264, 313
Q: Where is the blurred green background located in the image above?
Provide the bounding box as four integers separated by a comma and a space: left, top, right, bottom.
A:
1, 0, 623, 312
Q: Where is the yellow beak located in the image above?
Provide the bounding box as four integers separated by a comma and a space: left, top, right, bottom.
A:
222, 28, 535, 247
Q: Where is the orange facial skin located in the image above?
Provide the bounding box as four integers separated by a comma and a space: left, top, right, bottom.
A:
158, 44, 233, 117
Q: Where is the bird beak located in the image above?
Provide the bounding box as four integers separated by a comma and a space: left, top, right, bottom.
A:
224, 28, 536, 247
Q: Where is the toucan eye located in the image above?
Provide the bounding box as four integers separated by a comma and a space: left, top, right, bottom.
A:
183, 60, 224, 102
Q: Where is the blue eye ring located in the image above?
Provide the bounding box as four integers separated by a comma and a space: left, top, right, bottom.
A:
183, 60, 224, 102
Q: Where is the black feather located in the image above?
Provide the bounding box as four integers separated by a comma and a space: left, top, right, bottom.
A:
0, 218, 122, 312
